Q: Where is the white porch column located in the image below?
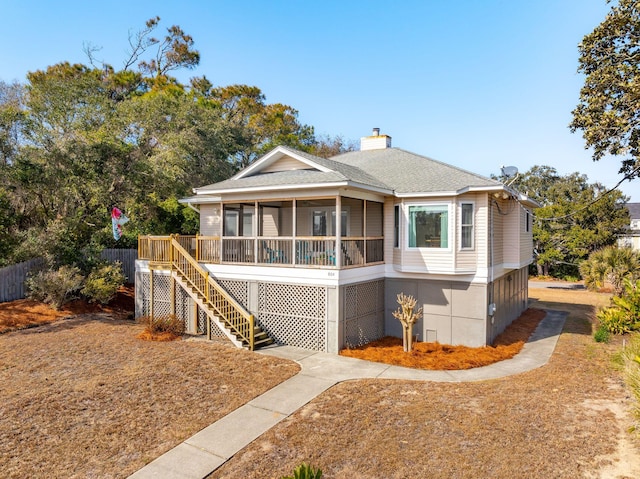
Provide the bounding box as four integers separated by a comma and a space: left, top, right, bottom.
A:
292, 199, 297, 265
336, 195, 342, 268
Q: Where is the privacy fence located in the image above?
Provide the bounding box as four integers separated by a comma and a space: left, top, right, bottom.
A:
0, 249, 137, 303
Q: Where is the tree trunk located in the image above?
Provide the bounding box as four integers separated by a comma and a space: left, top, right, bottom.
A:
403, 326, 409, 352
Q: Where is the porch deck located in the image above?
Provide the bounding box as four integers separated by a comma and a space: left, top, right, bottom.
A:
138, 235, 384, 269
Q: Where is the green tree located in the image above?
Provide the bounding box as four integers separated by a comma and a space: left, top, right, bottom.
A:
210, 84, 315, 169
580, 245, 640, 295
507, 165, 629, 277
571, 0, 640, 180
309, 134, 358, 158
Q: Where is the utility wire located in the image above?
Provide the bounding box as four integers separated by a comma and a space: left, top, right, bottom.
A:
532, 164, 639, 222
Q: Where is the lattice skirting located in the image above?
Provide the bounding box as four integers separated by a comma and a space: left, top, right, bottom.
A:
135, 270, 172, 318
258, 283, 328, 351
344, 279, 385, 348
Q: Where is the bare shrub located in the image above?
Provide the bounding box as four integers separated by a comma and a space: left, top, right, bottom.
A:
137, 314, 185, 341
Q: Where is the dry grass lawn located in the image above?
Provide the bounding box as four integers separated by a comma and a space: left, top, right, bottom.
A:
3, 284, 640, 479
207, 287, 640, 479
0, 301, 300, 478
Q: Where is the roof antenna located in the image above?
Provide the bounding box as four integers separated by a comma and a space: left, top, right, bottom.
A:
500, 165, 519, 186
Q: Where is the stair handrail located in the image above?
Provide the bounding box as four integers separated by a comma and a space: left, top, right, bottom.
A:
170, 237, 255, 350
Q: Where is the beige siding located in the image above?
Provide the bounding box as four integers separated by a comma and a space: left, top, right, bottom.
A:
402, 249, 454, 272
383, 199, 397, 266
343, 197, 363, 236
200, 204, 222, 236
455, 193, 479, 271
366, 201, 384, 236
261, 206, 279, 236
502, 197, 521, 265
491, 199, 504, 266
296, 206, 313, 235
261, 156, 312, 173
520, 207, 534, 264
475, 194, 489, 269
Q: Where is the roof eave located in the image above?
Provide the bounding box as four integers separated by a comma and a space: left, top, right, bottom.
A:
233, 146, 332, 180
193, 180, 393, 197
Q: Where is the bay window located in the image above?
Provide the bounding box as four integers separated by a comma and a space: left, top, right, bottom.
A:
408, 205, 449, 248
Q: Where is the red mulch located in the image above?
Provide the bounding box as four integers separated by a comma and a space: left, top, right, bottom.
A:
340, 308, 546, 370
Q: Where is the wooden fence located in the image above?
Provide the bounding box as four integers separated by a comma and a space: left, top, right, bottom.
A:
0, 249, 137, 303
0, 258, 45, 303
100, 249, 137, 283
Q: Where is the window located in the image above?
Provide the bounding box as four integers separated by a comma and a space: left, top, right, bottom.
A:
525, 211, 530, 232
331, 210, 348, 237
394, 205, 400, 248
312, 210, 347, 236
461, 203, 474, 249
224, 210, 238, 236
408, 205, 448, 248
312, 211, 327, 236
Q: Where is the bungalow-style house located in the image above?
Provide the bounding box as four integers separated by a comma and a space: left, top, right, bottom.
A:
618, 202, 640, 251
135, 129, 538, 353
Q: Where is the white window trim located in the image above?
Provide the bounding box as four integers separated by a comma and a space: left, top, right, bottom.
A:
393, 204, 400, 249
460, 201, 475, 251
405, 201, 452, 251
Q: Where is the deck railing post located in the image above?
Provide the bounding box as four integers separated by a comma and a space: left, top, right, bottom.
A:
249, 314, 255, 351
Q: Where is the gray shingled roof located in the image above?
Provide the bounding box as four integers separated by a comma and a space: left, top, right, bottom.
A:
195, 145, 501, 195
331, 148, 501, 194
627, 202, 640, 220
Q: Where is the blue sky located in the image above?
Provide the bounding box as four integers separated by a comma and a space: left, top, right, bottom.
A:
1, 0, 636, 201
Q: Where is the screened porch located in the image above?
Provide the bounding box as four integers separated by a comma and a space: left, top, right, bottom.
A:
139, 197, 384, 269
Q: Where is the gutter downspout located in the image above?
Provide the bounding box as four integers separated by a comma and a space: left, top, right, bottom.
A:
185, 202, 200, 214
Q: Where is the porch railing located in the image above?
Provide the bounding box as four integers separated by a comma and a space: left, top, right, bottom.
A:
138, 234, 384, 268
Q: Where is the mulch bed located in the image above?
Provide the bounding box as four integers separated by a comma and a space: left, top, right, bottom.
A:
340, 308, 546, 369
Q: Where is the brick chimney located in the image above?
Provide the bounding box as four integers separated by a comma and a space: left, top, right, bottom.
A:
360, 127, 392, 151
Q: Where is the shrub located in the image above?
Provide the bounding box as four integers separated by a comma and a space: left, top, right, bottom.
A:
580, 246, 640, 296
25, 265, 84, 310
81, 262, 126, 304
593, 324, 611, 343
137, 314, 185, 341
619, 333, 640, 429
596, 279, 640, 335
281, 463, 323, 479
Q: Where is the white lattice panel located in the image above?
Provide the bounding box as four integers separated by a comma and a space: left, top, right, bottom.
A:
175, 285, 190, 329
258, 283, 328, 351
258, 312, 326, 350
217, 279, 249, 307
136, 271, 150, 318
260, 283, 326, 318
151, 272, 171, 318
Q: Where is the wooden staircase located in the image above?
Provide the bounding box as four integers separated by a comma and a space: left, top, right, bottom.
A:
169, 237, 273, 350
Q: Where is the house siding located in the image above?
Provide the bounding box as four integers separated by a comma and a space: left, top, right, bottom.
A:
261, 156, 311, 173
261, 206, 280, 236
491, 199, 504, 267
383, 199, 399, 267
503, 198, 521, 266
476, 195, 489, 270
520, 208, 534, 265
200, 204, 222, 236
456, 193, 480, 272
365, 201, 384, 236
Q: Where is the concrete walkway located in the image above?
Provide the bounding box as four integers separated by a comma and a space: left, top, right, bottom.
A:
129, 310, 567, 479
